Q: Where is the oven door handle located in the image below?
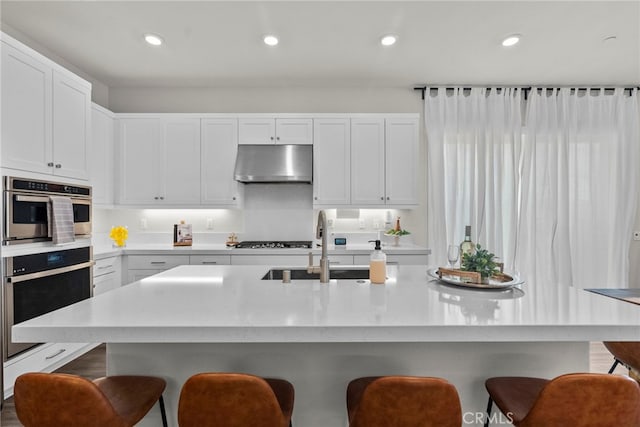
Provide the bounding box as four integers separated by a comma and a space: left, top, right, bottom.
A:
7, 261, 95, 283
14, 194, 90, 205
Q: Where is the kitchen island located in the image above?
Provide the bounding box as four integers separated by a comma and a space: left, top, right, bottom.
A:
12, 265, 640, 426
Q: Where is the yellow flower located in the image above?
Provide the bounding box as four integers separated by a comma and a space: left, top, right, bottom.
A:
109, 226, 128, 247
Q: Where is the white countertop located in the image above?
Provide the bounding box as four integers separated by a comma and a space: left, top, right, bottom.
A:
13, 265, 640, 344
93, 243, 430, 259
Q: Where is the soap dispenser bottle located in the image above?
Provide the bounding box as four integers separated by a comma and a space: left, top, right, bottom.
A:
369, 239, 386, 284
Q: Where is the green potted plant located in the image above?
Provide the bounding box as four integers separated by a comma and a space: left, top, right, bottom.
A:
461, 244, 500, 282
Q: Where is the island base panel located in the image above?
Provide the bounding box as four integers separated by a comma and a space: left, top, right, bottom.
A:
106, 342, 588, 427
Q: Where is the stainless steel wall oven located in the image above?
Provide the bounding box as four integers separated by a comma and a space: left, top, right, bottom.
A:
3, 176, 91, 245
2, 246, 93, 361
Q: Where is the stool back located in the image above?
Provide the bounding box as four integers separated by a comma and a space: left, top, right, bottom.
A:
349, 376, 462, 427
14, 373, 125, 427
178, 373, 289, 427
520, 373, 640, 427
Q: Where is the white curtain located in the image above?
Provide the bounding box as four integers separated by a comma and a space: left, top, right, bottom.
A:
518, 88, 639, 287
425, 87, 639, 288
425, 87, 523, 270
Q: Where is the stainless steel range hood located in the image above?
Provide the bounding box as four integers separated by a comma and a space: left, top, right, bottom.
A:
234, 144, 313, 183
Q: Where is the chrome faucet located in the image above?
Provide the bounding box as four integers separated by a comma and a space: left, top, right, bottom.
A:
308, 210, 330, 283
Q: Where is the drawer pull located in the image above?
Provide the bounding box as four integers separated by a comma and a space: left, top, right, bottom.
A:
150, 261, 167, 265
45, 348, 66, 360
201, 261, 218, 265
98, 265, 113, 270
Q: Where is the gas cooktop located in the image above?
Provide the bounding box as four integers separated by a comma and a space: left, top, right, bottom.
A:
234, 241, 313, 249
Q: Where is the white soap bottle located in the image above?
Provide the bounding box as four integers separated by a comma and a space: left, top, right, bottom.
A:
369, 239, 386, 284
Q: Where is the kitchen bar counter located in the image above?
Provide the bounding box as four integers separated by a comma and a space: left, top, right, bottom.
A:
12, 265, 640, 426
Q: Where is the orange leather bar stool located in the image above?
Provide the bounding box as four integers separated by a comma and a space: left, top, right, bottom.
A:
178, 373, 294, 427
484, 373, 640, 427
604, 341, 640, 376
346, 376, 462, 427
14, 372, 168, 427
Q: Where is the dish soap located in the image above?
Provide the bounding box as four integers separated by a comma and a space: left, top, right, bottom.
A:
369, 239, 386, 284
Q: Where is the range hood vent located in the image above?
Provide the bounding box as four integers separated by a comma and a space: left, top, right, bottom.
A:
234, 144, 313, 183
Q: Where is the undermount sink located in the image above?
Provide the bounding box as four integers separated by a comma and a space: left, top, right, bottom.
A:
261, 267, 370, 280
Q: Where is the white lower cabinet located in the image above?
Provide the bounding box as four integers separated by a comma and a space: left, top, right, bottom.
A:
353, 254, 428, 265
93, 256, 121, 296
3, 342, 98, 398
125, 255, 189, 284
190, 255, 231, 265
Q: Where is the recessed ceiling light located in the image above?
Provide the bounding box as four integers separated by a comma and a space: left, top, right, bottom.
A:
381, 35, 397, 46
501, 34, 521, 47
144, 33, 163, 46
264, 35, 279, 46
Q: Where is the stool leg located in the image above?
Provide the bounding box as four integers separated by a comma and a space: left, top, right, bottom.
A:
484, 397, 493, 427
608, 359, 621, 374
158, 395, 168, 427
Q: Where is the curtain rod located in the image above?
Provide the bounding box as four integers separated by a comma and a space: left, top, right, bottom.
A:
413, 86, 640, 100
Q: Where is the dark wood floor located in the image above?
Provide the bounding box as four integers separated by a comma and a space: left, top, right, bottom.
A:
0, 342, 628, 426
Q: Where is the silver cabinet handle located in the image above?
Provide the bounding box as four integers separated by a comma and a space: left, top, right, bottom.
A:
55, 164, 62, 168
276, 136, 280, 141
160, 196, 164, 200
380, 197, 384, 200
270, 136, 274, 141
314, 196, 318, 200
154, 196, 159, 200
232, 196, 236, 200
45, 348, 66, 360
97, 265, 113, 270
150, 261, 167, 265
386, 196, 390, 200
201, 261, 217, 265
47, 162, 54, 167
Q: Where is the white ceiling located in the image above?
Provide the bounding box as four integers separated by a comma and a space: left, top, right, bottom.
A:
1, 1, 639, 89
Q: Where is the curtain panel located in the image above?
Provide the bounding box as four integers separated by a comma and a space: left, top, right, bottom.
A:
425, 87, 639, 288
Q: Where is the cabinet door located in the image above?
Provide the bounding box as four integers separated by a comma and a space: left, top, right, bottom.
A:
351, 119, 385, 205
275, 119, 313, 144
93, 271, 119, 296
313, 119, 351, 205
117, 118, 162, 205
201, 119, 239, 206
91, 105, 114, 205
1, 42, 52, 174
385, 118, 419, 205
162, 119, 201, 205
238, 118, 275, 144
52, 71, 91, 180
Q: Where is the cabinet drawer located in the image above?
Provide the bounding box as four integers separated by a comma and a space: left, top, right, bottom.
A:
231, 255, 308, 266
94, 256, 120, 277
93, 271, 119, 295
327, 255, 354, 265
4, 342, 94, 397
190, 255, 231, 265
127, 255, 189, 270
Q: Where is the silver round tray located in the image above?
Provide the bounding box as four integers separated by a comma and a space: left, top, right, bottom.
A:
427, 267, 524, 290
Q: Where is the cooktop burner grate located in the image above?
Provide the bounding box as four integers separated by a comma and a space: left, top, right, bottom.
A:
234, 241, 313, 249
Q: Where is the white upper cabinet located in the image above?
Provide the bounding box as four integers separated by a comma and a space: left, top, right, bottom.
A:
1, 34, 91, 180
117, 117, 201, 206
162, 119, 201, 205
201, 118, 240, 206
117, 118, 161, 205
350, 118, 386, 205
52, 71, 91, 179
313, 118, 351, 205
91, 104, 115, 205
239, 118, 312, 145
314, 115, 419, 208
385, 118, 419, 206
1, 41, 52, 175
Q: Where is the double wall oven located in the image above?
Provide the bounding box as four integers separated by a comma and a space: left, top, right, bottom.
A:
1, 177, 94, 367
